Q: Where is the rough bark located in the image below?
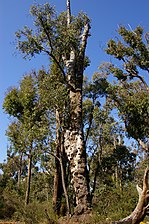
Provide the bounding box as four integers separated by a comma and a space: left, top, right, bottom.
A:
62, 0, 91, 215
113, 166, 149, 224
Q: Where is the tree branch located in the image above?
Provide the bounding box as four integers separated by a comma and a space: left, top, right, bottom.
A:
138, 139, 149, 151
79, 23, 90, 58
38, 16, 66, 81
67, 0, 71, 26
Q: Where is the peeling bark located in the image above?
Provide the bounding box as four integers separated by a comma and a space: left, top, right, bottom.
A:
64, 57, 90, 214
61, 0, 91, 215
64, 129, 90, 214
113, 166, 149, 224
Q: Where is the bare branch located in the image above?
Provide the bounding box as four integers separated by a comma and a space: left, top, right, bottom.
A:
138, 139, 149, 151
143, 166, 149, 192
66, 0, 71, 26
38, 16, 66, 81
136, 184, 143, 199
79, 23, 90, 57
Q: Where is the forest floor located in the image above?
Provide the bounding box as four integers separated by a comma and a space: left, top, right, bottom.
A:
58, 214, 149, 224
58, 213, 108, 224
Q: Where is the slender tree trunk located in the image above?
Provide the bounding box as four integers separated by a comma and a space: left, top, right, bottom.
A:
17, 153, 23, 191
64, 89, 90, 215
90, 161, 100, 204
53, 109, 63, 214
25, 153, 32, 206
18, 169, 21, 191
90, 137, 103, 204
59, 156, 70, 215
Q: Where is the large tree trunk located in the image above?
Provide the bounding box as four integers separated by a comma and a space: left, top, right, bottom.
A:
62, 1, 91, 215
113, 166, 149, 224
64, 89, 90, 215
64, 8, 90, 215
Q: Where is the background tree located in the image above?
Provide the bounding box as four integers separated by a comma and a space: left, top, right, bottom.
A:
100, 25, 149, 224
3, 73, 49, 205
105, 26, 149, 142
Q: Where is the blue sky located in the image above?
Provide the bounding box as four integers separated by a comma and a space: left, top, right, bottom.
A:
0, 0, 149, 162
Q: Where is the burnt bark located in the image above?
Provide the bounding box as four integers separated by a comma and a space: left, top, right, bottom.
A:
62, 0, 91, 215
113, 166, 149, 224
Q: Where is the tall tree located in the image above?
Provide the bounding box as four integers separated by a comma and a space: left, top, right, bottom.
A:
3, 73, 49, 205
102, 25, 149, 224
15, 0, 91, 214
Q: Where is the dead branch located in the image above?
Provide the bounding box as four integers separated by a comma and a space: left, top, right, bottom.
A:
112, 166, 149, 224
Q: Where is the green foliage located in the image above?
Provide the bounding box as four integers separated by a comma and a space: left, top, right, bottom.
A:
3, 88, 24, 119
103, 25, 149, 142
107, 81, 149, 140
38, 65, 68, 112
16, 2, 91, 63
94, 183, 138, 221
106, 26, 149, 79
4, 72, 50, 144
13, 201, 57, 224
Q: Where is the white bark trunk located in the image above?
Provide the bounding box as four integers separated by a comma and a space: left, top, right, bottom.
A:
64, 129, 89, 214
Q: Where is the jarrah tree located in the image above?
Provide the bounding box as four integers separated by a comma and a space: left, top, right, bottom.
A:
16, 0, 91, 214
63, 0, 91, 214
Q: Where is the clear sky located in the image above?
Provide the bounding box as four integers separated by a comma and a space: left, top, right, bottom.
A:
0, 0, 149, 162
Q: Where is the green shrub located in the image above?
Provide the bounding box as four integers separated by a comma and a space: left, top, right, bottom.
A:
93, 182, 138, 221
13, 201, 57, 224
